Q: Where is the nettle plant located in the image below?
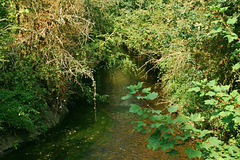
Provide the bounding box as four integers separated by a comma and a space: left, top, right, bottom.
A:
189, 79, 240, 159
122, 82, 240, 159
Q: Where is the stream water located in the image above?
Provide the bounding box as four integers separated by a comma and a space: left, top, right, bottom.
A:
1, 68, 188, 160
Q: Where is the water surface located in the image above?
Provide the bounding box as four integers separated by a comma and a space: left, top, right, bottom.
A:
1, 69, 188, 160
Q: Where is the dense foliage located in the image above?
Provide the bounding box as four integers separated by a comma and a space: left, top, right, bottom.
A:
1, 0, 240, 159
0, 0, 132, 134
120, 0, 240, 159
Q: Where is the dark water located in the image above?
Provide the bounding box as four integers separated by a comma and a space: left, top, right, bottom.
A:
1, 69, 188, 160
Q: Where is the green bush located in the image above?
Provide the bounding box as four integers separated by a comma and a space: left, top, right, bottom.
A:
123, 82, 240, 159
0, 61, 47, 133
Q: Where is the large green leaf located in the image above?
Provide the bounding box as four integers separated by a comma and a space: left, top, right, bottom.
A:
198, 130, 212, 138
151, 110, 162, 114
228, 145, 240, 155
227, 16, 238, 25
147, 137, 160, 151
236, 95, 240, 104
219, 111, 231, 117
224, 34, 238, 43
129, 104, 143, 115
190, 113, 204, 122
220, 85, 230, 92
185, 148, 202, 159
188, 87, 200, 92
173, 116, 187, 124
230, 90, 239, 98
150, 114, 163, 121
131, 121, 146, 127
166, 116, 172, 124
136, 82, 144, 89
204, 99, 218, 105
142, 87, 151, 93
233, 62, 240, 70
151, 122, 162, 128
167, 105, 179, 113
126, 84, 137, 94
233, 116, 240, 124
206, 91, 215, 97
212, 85, 221, 92
206, 80, 216, 87
146, 92, 158, 100
181, 124, 194, 130
209, 27, 222, 34
236, 110, 240, 116
202, 137, 222, 149
225, 105, 234, 111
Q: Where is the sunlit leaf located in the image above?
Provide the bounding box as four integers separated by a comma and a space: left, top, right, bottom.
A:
188, 87, 200, 92
190, 113, 204, 122
233, 116, 240, 124
228, 145, 240, 155
181, 124, 194, 130
152, 110, 162, 114
224, 34, 238, 43
173, 116, 187, 124
227, 16, 238, 25
167, 105, 179, 113
230, 90, 239, 98
225, 105, 234, 111
220, 85, 230, 91
236, 95, 240, 104
206, 91, 215, 97
208, 137, 222, 147
142, 87, 151, 93
206, 80, 216, 87
209, 27, 222, 34
146, 92, 158, 100
204, 99, 218, 105
136, 82, 144, 89
212, 86, 221, 92
219, 7, 228, 13
219, 111, 231, 117
198, 130, 212, 138
233, 62, 240, 70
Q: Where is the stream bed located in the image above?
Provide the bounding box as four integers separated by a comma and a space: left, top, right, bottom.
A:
1, 69, 188, 160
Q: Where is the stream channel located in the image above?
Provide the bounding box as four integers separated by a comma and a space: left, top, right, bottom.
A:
1, 66, 188, 160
